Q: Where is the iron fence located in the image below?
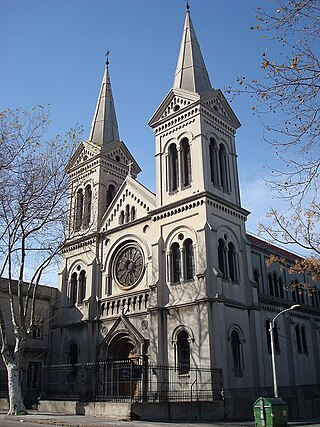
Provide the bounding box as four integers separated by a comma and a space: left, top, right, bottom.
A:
0, 361, 223, 404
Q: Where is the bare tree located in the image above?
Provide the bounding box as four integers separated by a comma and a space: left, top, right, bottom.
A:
230, 1, 320, 277
0, 106, 82, 415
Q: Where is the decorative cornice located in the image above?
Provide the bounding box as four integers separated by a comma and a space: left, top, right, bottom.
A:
62, 235, 98, 254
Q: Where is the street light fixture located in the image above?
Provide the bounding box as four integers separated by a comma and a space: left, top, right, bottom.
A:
269, 304, 300, 398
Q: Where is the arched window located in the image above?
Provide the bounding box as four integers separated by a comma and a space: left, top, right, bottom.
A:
70, 273, 78, 306
131, 206, 136, 221
228, 242, 236, 282
83, 185, 92, 227
181, 138, 192, 187
253, 269, 259, 289
268, 274, 274, 296
219, 144, 229, 191
125, 204, 130, 223
78, 270, 86, 304
177, 330, 190, 375
209, 138, 217, 185
171, 242, 181, 283
75, 189, 84, 230
300, 285, 305, 305
119, 210, 124, 225
230, 330, 243, 376
278, 277, 284, 299
301, 325, 308, 353
67, 342, 79, 379
291, 281, 296, 302
106, 184, 116, 206
273, 272, 279, 297
311, 290, 319, 308
218, 238, 225, 276
292, 279, 303, 304
184, 238, 195, 280
68, 342, 78, 365
296, 325, 302, 352
168, 143, 179, 192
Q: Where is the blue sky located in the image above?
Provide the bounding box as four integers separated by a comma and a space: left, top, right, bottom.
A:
2, 0, 297, 284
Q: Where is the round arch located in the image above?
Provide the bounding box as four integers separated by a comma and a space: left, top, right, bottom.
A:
165, 224, 197, 250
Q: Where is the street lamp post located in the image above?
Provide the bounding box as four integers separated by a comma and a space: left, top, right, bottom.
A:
269, 304, 300, 398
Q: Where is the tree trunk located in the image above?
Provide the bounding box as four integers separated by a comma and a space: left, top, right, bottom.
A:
5, 360, 27, 415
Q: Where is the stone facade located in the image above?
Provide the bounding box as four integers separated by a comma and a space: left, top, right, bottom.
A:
46, 7, 320, 421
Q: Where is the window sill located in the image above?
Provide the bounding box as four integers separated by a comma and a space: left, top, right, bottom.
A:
170, 281, 181, 286
222, 278, 240, 285
181, 184, 191, 190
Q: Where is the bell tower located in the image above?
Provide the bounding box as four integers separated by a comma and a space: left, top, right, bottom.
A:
149, 5, 242, 210
65, 55, 141, 240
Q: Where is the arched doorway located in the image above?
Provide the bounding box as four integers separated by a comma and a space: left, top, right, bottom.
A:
103, 332, 142, 400
108, 333, 137, 361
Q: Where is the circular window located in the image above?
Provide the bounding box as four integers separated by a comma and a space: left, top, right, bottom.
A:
113, 243, 144, 290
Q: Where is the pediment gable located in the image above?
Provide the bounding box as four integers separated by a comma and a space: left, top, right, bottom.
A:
66, 141, 101, 172
66, 140, 141, 177
101, 141, 141, 176
148, 88, 200, 128
98, 314, 146, 348
202, 89, 241, 129
101, 176, 156, 231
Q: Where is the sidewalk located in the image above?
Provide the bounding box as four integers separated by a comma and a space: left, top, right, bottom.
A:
1, 411, 320, 427
0, 412, 251, 427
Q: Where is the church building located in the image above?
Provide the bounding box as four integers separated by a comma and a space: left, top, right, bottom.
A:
47, 5, 320, 420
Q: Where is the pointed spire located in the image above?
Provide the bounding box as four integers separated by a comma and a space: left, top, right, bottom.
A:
89, 51, 120, 146
173, 5, 212, 93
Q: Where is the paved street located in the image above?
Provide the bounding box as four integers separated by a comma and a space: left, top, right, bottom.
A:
1, 412, 320, 427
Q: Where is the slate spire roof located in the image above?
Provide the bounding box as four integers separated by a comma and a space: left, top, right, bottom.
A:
88, 53, 120, 146
173, 5, 212, 94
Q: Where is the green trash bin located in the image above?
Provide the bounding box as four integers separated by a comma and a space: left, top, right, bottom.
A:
253, 397, 288, 427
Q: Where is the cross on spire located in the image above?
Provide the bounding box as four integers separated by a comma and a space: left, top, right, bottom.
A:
88, 49, 120, 146
105, 48, 111, 66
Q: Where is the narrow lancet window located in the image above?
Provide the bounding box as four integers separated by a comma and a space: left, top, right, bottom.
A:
75, 189, 84, 230
228, 242, 236, 282
70, 273, 78, 306
181, 138, 192, 187
107, 184, 116, 206
184, 238, 195, 280
177, 331, 190, 375
171, 242, 181, 283
83, 185, 92, 227
78, 270, 86, 304
218, 143, 230, 191
209, 138, 217, 185
168, 143, 179, 192
218, 239, 225, 276
231, 330, 242, 375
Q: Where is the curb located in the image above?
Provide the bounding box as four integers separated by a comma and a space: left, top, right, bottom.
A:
2, 415, 124, 427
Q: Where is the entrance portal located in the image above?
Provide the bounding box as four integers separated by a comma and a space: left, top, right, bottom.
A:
103, 333, 141, 400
